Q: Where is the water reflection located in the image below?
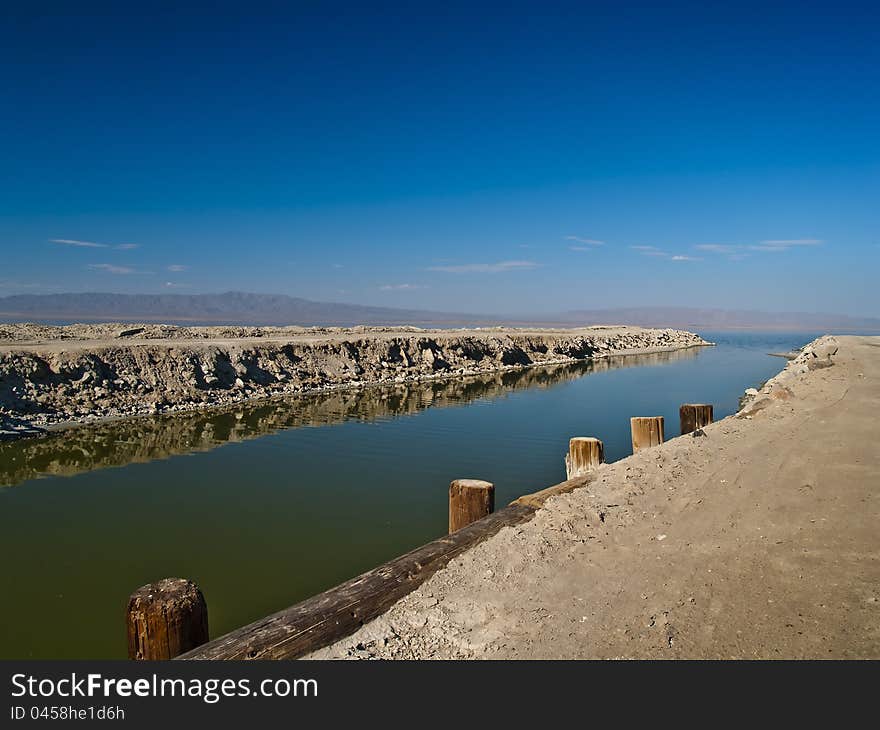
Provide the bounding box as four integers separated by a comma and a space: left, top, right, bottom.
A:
0, 347, 699, 488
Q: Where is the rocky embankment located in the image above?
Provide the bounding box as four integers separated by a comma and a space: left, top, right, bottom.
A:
0, 349, 701, 487
0, 324, 708, 438
738, 336, 839, 414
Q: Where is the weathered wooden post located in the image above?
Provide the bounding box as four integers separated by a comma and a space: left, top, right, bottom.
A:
565, 437, 604, 479
630, 416, 664, 453
680, 403, 713, 434
449, 479, 495, 533
127, 578, 209, 660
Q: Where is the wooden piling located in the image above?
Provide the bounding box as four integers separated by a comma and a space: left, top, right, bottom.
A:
127, 578, 209, 660
680, 403, 713, 434
630, 416, 664, 453
449, 479, 495, 533
565, 437, 604, 479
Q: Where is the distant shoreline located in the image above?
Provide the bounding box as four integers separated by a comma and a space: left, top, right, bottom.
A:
1, 315, 876, 333
0, 325, 709, 441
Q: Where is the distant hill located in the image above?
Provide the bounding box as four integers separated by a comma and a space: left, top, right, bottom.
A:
0, 292, 478, 327
0, 292, 877, 331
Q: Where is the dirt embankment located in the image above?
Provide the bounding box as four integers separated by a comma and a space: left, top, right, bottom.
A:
308, 335, 879, 659
0, 325, 707, 438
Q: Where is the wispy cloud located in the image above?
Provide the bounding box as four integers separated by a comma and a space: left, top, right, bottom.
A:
427, 260, 540, 274
565, 235, 605, 246
630, 245, 668, 257
760, 238, 822, 246
752, 238, 823, 252
631, 246, 699, 262
51, 238, 141, 250
695, 238, 823, 258
379, 283, 425, 291
694, 243, 748, 261
51, 238, 107, 248
695, 243, 738, 254
167, 264, 188, 272
569, 245, 600, 252
87, 263, 137, 274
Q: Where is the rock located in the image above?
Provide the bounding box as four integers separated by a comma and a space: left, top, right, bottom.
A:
812, 342, 838, 359
808, 358, 834, 371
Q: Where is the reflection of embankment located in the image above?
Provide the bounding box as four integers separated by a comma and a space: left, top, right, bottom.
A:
0, 347, 698, 488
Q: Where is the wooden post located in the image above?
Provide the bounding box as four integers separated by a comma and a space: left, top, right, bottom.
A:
680, 403, 713, 434
127, 578, 209, 660
630, 416, 664, 453
449, 479, 495, 533
565, 437, 604, 479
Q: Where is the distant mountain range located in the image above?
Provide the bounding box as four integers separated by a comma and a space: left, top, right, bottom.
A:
0, 291, 878, 331
0, 291, 470, 327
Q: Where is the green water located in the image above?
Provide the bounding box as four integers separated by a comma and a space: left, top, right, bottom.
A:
0, 331, 820, 658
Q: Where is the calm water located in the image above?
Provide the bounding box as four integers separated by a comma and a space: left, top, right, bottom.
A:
0, 331, 820, 658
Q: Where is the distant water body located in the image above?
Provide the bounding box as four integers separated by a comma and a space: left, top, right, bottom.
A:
0, 331, 825, 657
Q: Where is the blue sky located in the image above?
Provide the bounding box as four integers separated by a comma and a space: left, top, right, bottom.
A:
1, 1, 877, 316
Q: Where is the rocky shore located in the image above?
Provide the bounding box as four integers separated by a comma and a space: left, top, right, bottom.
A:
0, 324, 708, 439
1, 350, 707, 487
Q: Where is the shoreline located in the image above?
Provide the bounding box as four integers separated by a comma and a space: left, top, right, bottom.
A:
3, 357, 663, 488
0, 325, 710, 442
299, 334, 878, 659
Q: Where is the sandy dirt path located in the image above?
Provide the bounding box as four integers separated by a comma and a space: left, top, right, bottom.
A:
310, 335, 879, 659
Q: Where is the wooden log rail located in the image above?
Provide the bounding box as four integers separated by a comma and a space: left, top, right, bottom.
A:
125, 401, 714, 660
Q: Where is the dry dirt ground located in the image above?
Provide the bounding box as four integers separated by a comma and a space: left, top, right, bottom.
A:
310, 335, 879, 659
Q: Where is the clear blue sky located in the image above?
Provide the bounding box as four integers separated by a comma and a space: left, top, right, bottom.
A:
1, 1, 877, 316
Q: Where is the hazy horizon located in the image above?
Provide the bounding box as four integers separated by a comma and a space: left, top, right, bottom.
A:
2, 3, 877, 318
1, 291, 878, 331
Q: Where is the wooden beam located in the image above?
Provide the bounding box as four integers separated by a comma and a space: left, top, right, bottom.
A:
512, 473, 595, 510
177, 504, 536, 660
